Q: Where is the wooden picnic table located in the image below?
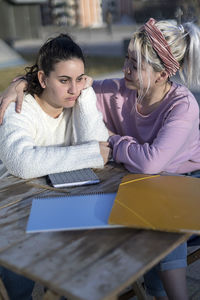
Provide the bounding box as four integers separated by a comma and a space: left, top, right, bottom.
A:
0, 162, 189, 300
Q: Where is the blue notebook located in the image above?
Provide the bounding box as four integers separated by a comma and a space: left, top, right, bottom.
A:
26, 193, 120, 233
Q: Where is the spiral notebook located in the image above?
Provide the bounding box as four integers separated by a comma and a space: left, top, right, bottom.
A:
26, 193, 120, 233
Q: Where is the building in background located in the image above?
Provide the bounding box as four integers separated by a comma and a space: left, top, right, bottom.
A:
101, 0, 200, 26
78, 0, 103, 27
44, 0, 103, 27
131, 0, 200, 24
49, 0, 77, 26
0, 0, 199, 41
0, 0, 46, 41
13, 0, 200, 30
101, 0, 135, 24
101, 0, 118, 23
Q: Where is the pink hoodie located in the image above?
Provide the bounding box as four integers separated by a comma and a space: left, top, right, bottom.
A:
93, 78, 200, 174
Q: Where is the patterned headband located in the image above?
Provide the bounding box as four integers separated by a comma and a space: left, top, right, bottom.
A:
143, 18, 180, 76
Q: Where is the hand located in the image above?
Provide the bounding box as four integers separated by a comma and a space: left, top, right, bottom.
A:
108, 129, 116, 136
83, 75, 93, 89
0, 79, 26, 124
99, 141, 111, 165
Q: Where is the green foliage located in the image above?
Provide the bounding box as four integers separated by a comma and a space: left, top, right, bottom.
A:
85, 56, 124, 77
0, 66, 26, 92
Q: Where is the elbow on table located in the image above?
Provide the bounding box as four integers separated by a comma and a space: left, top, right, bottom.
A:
140, 164, 163, 175
9, 168, 34, 180
129, 160, 164, 175
1, 148, 42, 179
6, 161, 37, 180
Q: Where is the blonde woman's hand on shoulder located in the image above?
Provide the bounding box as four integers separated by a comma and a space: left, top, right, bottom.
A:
83, 75, 93, 89
0, 78, 27, 124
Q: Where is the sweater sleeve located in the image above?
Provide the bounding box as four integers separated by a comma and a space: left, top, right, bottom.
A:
72, 87, 109, 143
0, 103, 104, 179
109, 99, 199, 174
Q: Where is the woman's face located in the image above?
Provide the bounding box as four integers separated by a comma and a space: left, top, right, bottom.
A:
41, 58, 85, 109
123, 40, 156, 91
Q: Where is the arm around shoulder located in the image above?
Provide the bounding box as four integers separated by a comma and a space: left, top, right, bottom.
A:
0, 79, 27, 124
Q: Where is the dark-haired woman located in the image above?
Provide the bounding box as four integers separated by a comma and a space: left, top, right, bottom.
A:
0, 34, 109, 179
0, 33, 109, 300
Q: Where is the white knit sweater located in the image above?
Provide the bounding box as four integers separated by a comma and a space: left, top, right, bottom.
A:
0, 87, 108, 179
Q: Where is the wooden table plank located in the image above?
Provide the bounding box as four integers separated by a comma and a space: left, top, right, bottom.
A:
0, 177, 44, 205
0, 188, 46, 252
28, 162, 129, 195
0, 222, 188, 300
0, 163, 189, 300
0, 228, 135, 275
56, 231, 189, 300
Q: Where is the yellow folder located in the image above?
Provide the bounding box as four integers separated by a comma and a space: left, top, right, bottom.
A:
108, 174, 200, 234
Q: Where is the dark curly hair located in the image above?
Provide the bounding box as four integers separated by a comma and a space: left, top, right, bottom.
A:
25, 34, 85, 96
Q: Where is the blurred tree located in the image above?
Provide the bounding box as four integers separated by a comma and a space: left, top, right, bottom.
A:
0, 0, 42, 40
175, 7, 183, 25
181, 0, 200, 24
105, 10, 113, 34
132, 0, 200, 25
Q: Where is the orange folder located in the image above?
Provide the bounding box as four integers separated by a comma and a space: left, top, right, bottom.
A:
108, 174, 200, 234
